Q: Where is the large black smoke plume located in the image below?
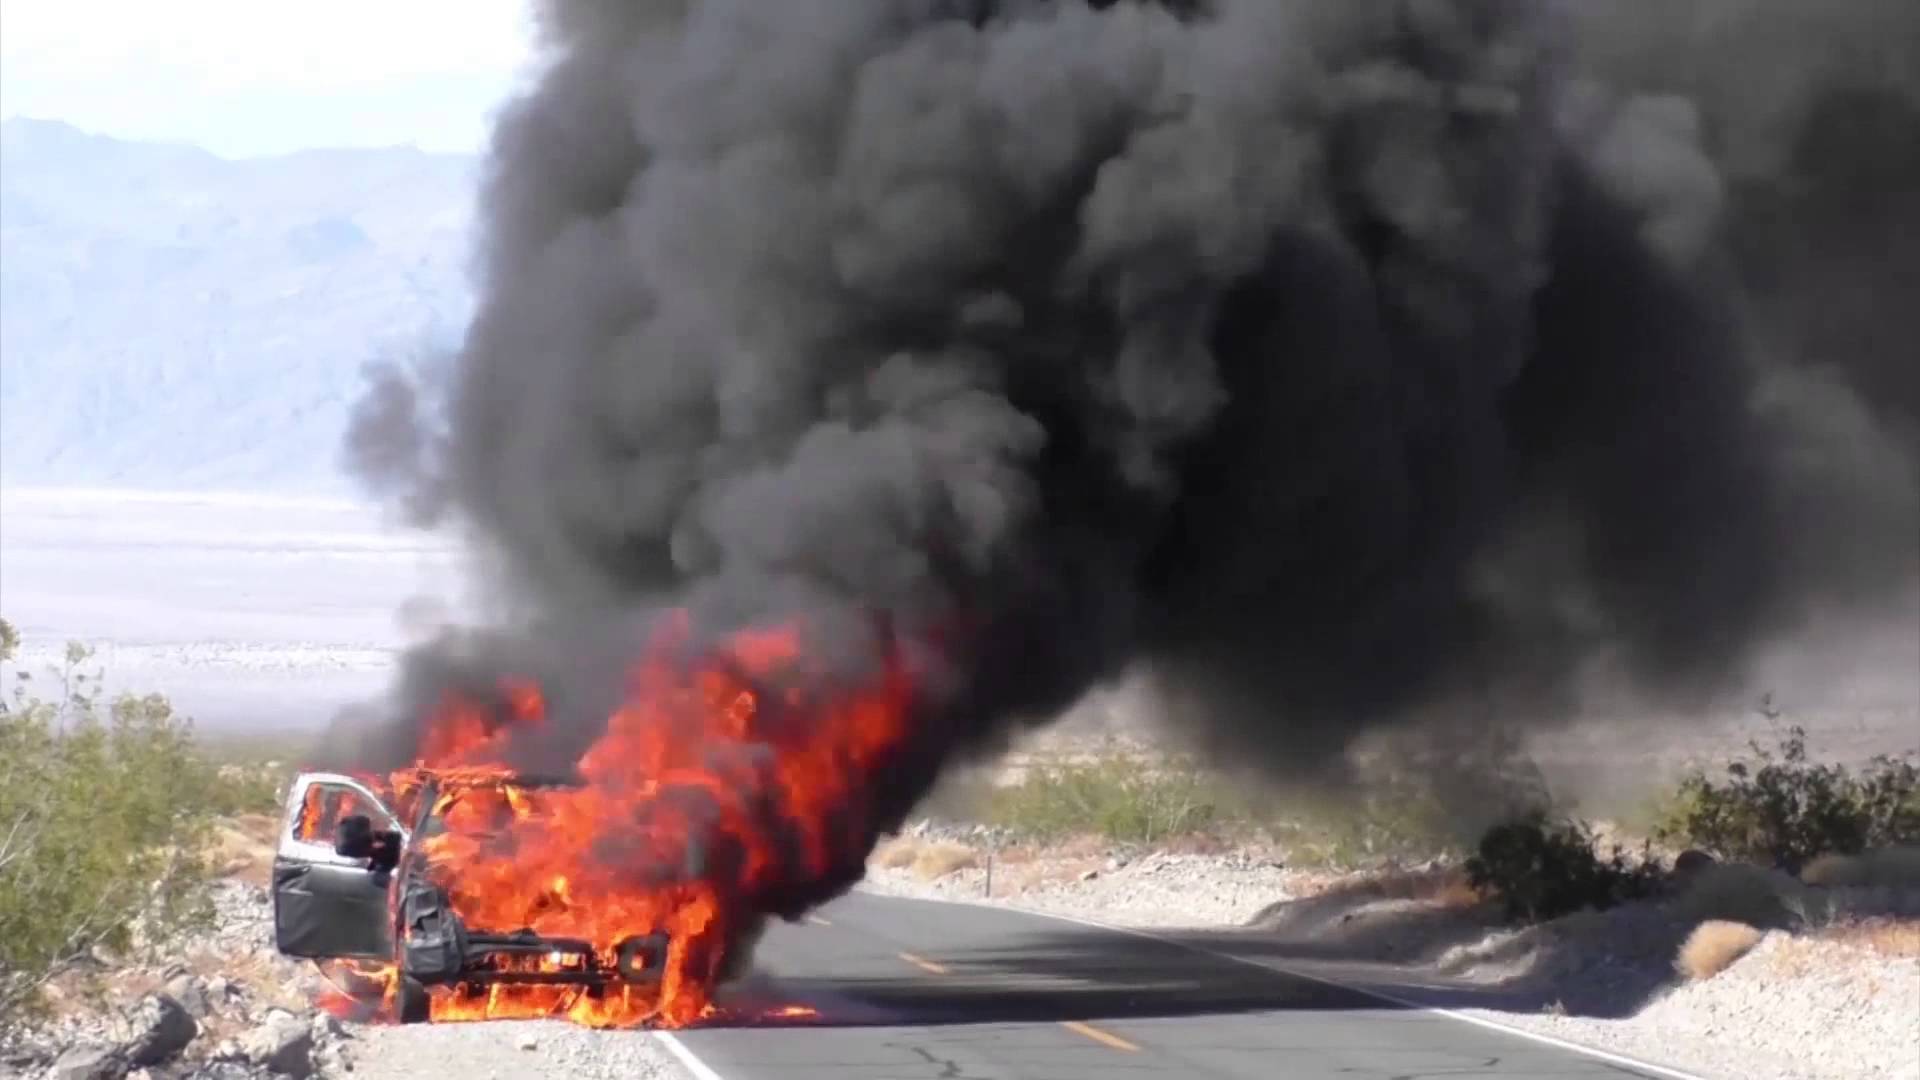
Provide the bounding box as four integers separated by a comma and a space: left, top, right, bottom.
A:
343, 1, 1918, 840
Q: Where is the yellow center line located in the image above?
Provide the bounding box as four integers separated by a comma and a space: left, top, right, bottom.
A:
1059, 1020, 1141, 1053
807, 915, 833, 927
896, 952, 950, 976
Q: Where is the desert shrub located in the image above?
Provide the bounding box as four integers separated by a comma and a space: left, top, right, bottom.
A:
204, 763, 291, 819
1670, 861, 1805, 929
977, 731, 1550, 865
1655, 726, 1920, 874
1258, 780, 1465, 868
196, 728, 314, 818
1266, 724, 1552, 869
1467, 811, 1661, 922
986, 754, 1221, 844
0, 629, 273, 1013
1676, 920, 1764, 980
910, 765, 1003, 824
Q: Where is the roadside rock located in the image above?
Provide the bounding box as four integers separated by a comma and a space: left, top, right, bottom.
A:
181, 1064, 283, 1079
167, 974, 214, 1019
313, 1041, 353, 1078
308, 1012, 345, 1045
49, 1044, 125, 1080
237, 1013, 315, 1078
125, 993, 199, 1066
1674, 849, 1717, 877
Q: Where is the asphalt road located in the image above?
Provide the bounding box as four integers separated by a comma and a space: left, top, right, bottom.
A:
667, 891, 1686, 1080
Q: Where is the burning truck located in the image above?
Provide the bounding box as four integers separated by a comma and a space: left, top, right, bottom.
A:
273, 767, 690, 1026
274, 611, 913, 1028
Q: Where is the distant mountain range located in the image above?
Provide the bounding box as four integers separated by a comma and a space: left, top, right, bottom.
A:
0, 117, 478, 492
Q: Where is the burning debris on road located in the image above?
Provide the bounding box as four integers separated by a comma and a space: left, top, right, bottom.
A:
327, 0, 1919, 1031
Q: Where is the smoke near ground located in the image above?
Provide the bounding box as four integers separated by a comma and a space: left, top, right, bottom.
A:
342, 1, 1917, 825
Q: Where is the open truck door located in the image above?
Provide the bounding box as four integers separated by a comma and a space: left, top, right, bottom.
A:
272, 772, 405, 960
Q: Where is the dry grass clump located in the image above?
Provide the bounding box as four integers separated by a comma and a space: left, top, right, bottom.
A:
1428, 874, 1487, 911
1814, 918, 1920, 958
868, 837, 982, 879
911, 842, 980, 880
872, 837, 922, 870
1299, 866, 1485, 909
1676, 920, 1765, 980
1374, 868, 1483, 909
1800, 846, 1920, 889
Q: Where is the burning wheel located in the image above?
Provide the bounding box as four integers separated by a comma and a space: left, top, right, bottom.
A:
717, 913, 765, 984
394, 975, 431, 1025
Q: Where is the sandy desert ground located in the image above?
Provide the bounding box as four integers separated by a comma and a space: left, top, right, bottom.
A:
0, 486, 467, 732
1, 484, 1914, 762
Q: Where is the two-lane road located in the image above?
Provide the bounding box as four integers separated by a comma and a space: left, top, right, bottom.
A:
668, 891, 1691, 1080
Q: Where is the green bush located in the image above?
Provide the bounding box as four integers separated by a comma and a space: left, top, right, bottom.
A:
0, 623, 271, 1014
1255, 778, 1465, 868
1655, 726, 1920, 874
974, 730, 1552, 867
1467, 811, 1661, 922
195, 733, 305, 820
1252, 727, 1551, 869
985, 754, 1221, 844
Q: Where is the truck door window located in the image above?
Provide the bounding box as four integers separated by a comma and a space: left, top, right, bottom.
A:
292, 783, 394, 844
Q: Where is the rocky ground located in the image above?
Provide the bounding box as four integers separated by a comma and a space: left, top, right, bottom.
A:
3, 882, 357, 1079
0, 880, 683, 1080
864, 825, 1920, 1080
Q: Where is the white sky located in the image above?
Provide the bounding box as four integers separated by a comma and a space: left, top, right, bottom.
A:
0, 0, 539, 156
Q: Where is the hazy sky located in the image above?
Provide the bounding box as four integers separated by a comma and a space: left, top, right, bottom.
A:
0, 0, 537, 157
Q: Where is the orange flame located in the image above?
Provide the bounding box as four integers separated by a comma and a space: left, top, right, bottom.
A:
296, 783, 327, 840
336, 610, 915, 1028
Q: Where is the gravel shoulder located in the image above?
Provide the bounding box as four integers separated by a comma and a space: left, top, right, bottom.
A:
860, 841, 1303, 929
344, 1021, 682, 1080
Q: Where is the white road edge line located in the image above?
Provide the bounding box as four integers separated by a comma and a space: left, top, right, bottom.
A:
874, 889, 1706, 1080
654, 889, 1708, 1080
654, 1030, 727, 1080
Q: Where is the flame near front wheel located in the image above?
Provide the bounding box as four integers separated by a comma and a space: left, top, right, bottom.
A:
331, 610, 918, 1029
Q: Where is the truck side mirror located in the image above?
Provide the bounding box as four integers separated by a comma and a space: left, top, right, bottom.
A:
334, 814, 403, 873
334, 814, 374, 859
367, 828, 403, 873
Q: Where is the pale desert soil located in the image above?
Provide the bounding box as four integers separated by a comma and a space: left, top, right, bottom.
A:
345, 1021, 684, 1080
862, 834, 1306, 928
1454, 931, 1920, 1080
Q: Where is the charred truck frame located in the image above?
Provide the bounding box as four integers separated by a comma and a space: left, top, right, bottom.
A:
271, 770, 669, 1023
